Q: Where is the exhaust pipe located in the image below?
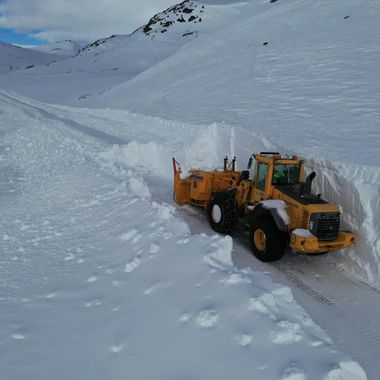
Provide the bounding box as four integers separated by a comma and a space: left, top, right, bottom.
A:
303, 171, 316, 195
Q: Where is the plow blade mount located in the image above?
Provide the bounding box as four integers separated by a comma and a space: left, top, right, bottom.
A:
173, 158, 191, 205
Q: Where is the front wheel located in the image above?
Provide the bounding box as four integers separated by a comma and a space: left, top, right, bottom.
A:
249, 216, 287, 262
208, 192, 237, 233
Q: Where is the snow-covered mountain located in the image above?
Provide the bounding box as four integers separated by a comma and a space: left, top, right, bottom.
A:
0, 0, 214, 101
0, 40, 71, 74
30, 40, 83, 57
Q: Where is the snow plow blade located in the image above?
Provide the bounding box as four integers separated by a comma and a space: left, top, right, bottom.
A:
172, 158, 191, 206
172, 157, 240, 208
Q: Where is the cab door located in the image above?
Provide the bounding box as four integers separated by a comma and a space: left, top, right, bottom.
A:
253, 162, 269, 203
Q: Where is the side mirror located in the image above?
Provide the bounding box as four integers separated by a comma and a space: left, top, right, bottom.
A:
247, 156, 254, 169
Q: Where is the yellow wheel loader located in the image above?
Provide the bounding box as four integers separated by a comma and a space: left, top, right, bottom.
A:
172, 153, 356, 262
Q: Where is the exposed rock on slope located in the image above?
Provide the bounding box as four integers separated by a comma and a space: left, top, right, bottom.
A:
143, 0, 205, 36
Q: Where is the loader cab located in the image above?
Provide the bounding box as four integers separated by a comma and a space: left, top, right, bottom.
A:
272, 163, 301, 186
251, 153, 303, 203
253, 161, 270, 202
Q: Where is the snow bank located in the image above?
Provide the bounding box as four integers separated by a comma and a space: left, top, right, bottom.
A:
99, 141, 172, 178
98, 112, 380, 283
236, 127, 380, 284
230, 122, 380, 283
305, 156, 380, 283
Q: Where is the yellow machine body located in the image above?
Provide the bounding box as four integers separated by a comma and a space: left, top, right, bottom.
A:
173, 168, 240, 208
289, 230, 355, 253
172, 154, 355, 256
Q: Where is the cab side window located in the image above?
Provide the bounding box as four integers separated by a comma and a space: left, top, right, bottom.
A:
256, 163, 268, 191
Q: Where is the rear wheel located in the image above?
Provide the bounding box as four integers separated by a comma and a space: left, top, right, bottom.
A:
208, 192, 237, 233
249, 216, 287, 262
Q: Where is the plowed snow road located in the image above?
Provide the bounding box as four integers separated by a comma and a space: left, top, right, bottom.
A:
169, 199, 380, 379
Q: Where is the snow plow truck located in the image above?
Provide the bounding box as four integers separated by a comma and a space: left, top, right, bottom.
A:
172, 152, 356, 262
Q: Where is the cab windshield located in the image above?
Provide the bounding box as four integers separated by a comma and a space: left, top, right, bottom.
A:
272, 164, 300, 185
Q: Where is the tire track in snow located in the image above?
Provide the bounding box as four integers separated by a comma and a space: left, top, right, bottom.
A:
234, 236, 380, 380
278, 268, 334, 306
324, 253, 380, 295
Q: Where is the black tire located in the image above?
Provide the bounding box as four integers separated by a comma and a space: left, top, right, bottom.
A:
208, 192, 237, 233
249, 216, 287, 262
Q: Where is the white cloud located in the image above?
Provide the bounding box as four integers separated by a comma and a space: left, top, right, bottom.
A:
0, 0, 177, 42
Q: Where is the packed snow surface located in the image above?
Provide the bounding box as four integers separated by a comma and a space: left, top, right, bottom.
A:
0, 91, 367, 379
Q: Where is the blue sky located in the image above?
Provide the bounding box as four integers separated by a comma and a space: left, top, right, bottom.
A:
0, 27, 46, 46
0, 0, 176, 46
